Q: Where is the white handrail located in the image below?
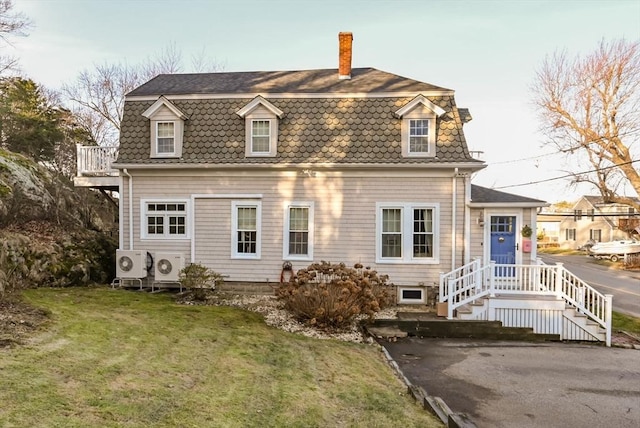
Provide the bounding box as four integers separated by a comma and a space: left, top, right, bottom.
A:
439, 260, 612, 345
76, 145, 119, 176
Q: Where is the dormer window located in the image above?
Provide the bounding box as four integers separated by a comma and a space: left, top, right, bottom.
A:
395, 95, 446, 158
142, 96, 187, 159
409, 119, 430, 154
156, 122, 175, 154
237, 96, 283, 158
251, 120, 272, 154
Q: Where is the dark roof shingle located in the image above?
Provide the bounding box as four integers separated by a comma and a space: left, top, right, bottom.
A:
127, 68, 451, 97
471, 185, 547, 205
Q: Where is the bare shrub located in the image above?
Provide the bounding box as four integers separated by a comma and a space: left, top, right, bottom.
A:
276, 261, 394, 331
178, 263, 224, 301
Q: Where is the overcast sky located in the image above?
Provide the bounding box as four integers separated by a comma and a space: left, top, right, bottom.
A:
11, 0, 640, 203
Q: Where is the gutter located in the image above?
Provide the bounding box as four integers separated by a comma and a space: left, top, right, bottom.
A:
112, 161, 487, 171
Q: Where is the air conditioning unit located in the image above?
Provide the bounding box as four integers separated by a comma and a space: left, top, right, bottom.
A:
154, 253, 184, 282
116, 250, 148, 279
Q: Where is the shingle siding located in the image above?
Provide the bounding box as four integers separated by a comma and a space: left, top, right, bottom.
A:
118, 96, 479, 165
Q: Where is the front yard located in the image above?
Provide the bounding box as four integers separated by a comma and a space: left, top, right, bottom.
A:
0, 287, 441, 427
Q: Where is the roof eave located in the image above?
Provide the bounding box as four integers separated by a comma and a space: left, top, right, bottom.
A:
468, 202, 550, 208
112, 161, 487, 171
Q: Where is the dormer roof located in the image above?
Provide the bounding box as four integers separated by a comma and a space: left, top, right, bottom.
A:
394, 95, 446, 118
142, 96, 188, 120
236, 96, 284, 118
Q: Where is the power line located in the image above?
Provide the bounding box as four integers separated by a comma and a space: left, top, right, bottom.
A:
491, 159, 640, 190
490, 151, 558, 165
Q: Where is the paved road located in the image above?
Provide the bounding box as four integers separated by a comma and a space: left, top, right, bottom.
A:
540, 253, 640, 317
384, 338, 640, 428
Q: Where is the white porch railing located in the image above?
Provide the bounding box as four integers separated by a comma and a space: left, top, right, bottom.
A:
439, 259, 613, 346
76, 145, 119, 176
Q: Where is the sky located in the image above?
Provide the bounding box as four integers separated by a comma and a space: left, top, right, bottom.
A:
8, 0, 640, 203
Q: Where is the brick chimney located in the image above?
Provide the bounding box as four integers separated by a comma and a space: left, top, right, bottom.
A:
338, 32, 353, 80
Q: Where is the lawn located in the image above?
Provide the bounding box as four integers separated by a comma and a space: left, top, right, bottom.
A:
0, 287, 442, 428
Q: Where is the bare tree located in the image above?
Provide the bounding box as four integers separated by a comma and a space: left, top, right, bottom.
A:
0, 0, 31, 75
63, 44, 220, 146
532, 39, 640, 211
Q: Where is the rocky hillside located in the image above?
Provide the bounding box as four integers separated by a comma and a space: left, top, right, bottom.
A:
0, 149, 118, 295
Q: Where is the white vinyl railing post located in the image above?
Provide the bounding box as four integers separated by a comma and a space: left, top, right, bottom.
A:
605, 294, 613, 347
489, 261, 496, 297
474, 258, 482, 293
447, 279, 454, 319
438, 272, 445, 303
76, 144, 83, 174
554, 262, 564, 298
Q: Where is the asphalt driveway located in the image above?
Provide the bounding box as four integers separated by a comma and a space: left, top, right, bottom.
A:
383, 338, 640, 428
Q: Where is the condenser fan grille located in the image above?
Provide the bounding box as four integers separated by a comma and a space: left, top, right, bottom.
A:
118, 256, 133, 271
157, 259, 173, 275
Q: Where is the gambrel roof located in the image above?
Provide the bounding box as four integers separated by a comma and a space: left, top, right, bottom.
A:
116, 67, 484, 168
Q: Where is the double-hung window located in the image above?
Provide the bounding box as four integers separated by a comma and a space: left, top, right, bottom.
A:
589, 229, 601, 242
156, 122, 175, 155
143, 98, 186, 159
284, 203, 314, 260
143, 200, 188, 239
409, 119, 430, 154
377, 203, 438, 263
251, 120, 271, 154
237, 97, 282, 158
566, 228, 576, 241
232, 201, 261, 259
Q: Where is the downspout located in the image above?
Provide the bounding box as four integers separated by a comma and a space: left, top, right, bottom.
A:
463, 173, 470, 264
122, 168, 134, 250
451, 168, 458, 271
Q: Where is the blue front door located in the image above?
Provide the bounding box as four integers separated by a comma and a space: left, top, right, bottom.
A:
490, 216, 516, 277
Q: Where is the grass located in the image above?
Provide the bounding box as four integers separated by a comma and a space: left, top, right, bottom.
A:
0, 287, 442, 428
537, 247, 586, 256
612, 311, 640, 336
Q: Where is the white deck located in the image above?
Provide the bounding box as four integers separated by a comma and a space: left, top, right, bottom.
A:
75, 145, 119, 189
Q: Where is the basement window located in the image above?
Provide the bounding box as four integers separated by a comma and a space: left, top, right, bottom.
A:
398, 287, 425, 304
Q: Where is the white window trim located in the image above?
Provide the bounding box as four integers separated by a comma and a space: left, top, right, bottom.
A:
141, 199, 190, 240
283, 202, 314, 261
401, 115, 437, 158
376, 202, 439, 264
250, 119, 273, 155
237, 97, 281, 158
398, 287, 426, 304
231, 201, 262, 259
155, 121, 176, 156
408, 119, 431, 155
395, 95, 443, 159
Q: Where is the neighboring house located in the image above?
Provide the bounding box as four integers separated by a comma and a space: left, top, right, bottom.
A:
536, 213, 561, 245
558, 195, 640, 250
74, 33, 614, 345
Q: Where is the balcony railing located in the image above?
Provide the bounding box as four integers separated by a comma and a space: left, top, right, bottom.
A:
76, 145, 119, 176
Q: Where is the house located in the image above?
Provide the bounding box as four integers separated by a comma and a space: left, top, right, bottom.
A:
536, 213, 561, 247
108, 32, 547, 301
75, 33, 613, 345
557, 195, 639, 249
